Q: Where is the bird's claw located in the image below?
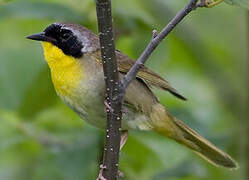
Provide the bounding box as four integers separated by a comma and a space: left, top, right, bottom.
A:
121, 106, 128, 114
96, 164, 107, 180
96, 164, 124, 179
104, 100, 114, 113
117, 170, 124, 178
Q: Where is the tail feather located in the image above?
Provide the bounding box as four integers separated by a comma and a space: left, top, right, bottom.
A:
172, 118, 238, 169
152, 105, 238, 169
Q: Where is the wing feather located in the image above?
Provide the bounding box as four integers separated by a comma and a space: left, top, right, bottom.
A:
116, 51, 187, 100
92, 50, 187, 100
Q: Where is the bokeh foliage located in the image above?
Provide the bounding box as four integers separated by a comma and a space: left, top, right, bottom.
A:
0, 0, 246, 180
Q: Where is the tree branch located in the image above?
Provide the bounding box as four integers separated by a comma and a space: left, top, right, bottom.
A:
95, 0, 123, 180
121, 0, 200, 89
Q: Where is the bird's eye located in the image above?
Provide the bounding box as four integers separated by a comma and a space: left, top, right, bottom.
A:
61, 33, 70, 39
59, 29, 72, 41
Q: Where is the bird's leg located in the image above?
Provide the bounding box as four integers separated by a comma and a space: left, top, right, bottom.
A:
96, 164, 107, 180
97, 131, 127, 180
120, 130, 128, 150
113, 130, 128, 179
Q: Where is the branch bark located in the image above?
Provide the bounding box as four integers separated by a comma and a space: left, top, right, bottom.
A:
95, 0, 203, 179
95, 0, 122, 180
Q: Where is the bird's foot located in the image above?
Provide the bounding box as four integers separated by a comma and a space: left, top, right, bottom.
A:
121, 106, 128, 114
104, 101, 128, 115
96, 164, 124, 179
117, 170, 124, 178
96, 164, 107, 180
104, 100, 114, 113
96, 131, 127, 179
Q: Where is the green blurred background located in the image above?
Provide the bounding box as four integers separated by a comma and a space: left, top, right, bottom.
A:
0, 0, 248, 179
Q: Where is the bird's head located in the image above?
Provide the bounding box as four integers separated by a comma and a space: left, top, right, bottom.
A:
27, 23, 100, 58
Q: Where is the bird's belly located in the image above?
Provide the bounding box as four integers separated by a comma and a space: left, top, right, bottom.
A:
59, 94, 153, 131
57, 73, 107, 128
57, 73, 152, 130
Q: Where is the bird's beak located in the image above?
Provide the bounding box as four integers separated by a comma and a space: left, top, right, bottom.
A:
26, 32, 57, 44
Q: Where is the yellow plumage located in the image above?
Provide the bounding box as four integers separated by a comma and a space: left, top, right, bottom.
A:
42, 42, 82, 96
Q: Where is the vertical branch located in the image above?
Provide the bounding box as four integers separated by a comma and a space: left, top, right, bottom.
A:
95, 0, 122, 180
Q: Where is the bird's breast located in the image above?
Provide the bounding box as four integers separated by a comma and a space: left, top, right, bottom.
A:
42, 42, 83, 97
42, 42, 107, 127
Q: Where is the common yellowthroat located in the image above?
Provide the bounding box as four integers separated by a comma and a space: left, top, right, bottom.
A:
27, 23, 237, 169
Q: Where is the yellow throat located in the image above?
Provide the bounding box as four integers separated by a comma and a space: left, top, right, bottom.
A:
42, 42, 83, 96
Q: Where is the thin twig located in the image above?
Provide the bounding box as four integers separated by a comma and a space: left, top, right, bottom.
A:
121, 0, 200, 89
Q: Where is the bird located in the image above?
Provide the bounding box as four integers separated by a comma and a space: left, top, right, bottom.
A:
27, 22, 238, 170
